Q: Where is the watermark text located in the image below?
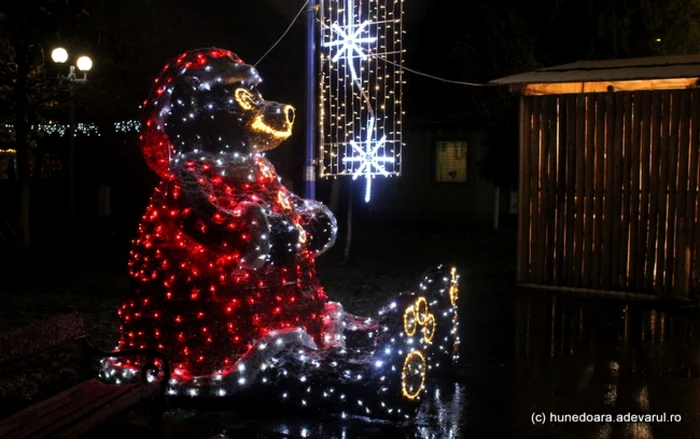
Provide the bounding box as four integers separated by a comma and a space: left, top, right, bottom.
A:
531, 412, 682, 425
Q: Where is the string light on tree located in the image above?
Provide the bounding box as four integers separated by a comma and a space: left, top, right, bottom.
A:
319, 0, 404, 202
115, 120, 142, 133
2, 122, 100, 137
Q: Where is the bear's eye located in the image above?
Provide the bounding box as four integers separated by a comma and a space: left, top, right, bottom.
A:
234, 88, 258, 111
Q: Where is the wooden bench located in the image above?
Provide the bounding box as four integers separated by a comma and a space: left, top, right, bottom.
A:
0, 310, 170, 438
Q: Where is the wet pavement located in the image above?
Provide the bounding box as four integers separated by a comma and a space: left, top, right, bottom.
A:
92, 285, 700, 438
459, 289, 700, 439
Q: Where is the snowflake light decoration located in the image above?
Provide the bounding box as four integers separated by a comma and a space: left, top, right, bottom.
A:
319, 0, 404, 202
323, 20, 376, 80
343, 117, 391, 202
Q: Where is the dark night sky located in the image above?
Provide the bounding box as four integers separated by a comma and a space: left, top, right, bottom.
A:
266, 0, 434, 23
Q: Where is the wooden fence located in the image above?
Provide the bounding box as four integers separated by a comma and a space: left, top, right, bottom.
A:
517, 89, 700, 297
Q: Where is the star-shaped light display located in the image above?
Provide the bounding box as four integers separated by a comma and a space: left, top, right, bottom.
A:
343, 117, 391, 202
323, 21, 376, 80
319, 0, 404, 197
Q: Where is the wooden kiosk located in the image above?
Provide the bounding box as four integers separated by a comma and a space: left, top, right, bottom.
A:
491, 55, 700, 298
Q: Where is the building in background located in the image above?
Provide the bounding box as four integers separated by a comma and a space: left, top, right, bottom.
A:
367, 122, 512, 224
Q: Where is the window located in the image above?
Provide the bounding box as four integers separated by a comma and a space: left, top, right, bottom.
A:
435, 141, 467, 182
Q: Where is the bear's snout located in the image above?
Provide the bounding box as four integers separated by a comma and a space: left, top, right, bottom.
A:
264, 101, 295, 127
284, 105, 295, 125
249, 101, 295, 144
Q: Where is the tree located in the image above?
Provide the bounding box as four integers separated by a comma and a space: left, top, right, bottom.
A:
529, 0, 700, 63
641, 0, 700, 56
0, 1, 86, 249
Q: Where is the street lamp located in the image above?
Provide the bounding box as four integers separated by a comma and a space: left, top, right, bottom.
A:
51, 47, 68, 63
51, 47, 92, 239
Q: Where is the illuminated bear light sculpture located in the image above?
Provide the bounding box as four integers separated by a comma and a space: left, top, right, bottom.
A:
102, 48, 460, 420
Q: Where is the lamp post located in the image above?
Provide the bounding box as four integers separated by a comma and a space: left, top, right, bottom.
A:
304, 0, 317, 200
51, 48, 92, 239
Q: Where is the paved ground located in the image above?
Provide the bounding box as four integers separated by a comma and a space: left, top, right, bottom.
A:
4, 221, 700, 438
87, 287, 700, 439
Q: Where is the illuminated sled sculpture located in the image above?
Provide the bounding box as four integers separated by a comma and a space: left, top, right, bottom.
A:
101, 48, 459, 420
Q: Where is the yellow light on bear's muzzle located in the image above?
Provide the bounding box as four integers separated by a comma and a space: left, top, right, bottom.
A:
251, 115, 292, 139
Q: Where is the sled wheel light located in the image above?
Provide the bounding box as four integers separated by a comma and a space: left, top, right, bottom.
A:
401, 350, 427, 400
422, 313, 436, 343
414, 297, 429, 325
449, 266, 459, 308
404, 305, 417, 336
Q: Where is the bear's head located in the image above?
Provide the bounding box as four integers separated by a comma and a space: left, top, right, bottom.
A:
140, 48, 295, 177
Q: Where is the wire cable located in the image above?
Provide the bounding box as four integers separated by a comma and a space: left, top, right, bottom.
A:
372, 55, 496, 87
256, 5, 495, 86
313, 16, 495, 87
254, 0, 310, 67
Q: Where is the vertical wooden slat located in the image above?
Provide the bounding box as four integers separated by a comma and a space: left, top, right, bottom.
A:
518, 96, 530, 282
646, 92, 662, 292
555, 97, 567, 284
565, 95, 577, 286
546, 96, 558, 284
583, 94, 596, 287
515, 89, 700, 296
665, 91, 681, 294
629, 91, 643, 290
611, 93, 624, 288
689, 90, 700, 292
593, 93, 606, 289
621, 93, 633, 288
637, 91, 652, 291
675, 91, 691, 297
539, 98, 551, 284
602, 92, 616, 289
530, 98, 542, 283
538, 98, 549, 284
655, 91, 672, 295
573, 95, 586, 286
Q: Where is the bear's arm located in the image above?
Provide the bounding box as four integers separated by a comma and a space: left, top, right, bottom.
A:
171, 164, 271, 268
290, 193, 338, 256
